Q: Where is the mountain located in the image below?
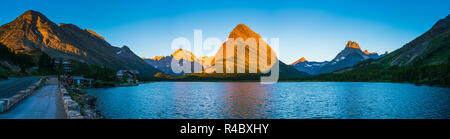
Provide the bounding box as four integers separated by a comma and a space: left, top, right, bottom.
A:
290, 57, 328, 75
291, 41, 386, 75
380, 51, 390, 57
209, 24, 308, 78
0, 10, 159, 76
154, 24, 309, 80
143, 48, 204, 76
334, 41, 384, 60
148, 24, 309, 79
209, 24, 274, 73
316, 41, 383, 74
306, 15, 450, 86
200, 56, 215, 73
375, 14, 450, 67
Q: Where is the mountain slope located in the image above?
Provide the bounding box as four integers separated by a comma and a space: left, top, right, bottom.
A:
375, 14, 450, 67
0, 10, 159, 76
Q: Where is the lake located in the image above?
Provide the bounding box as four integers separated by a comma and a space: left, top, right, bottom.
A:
85, 82, 450, 119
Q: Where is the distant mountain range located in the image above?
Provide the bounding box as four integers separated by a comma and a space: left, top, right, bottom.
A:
306, 14, 449, 86
143, 48, 204, 76
1, 10, 447, 83
290, 41, 389, 75
151, 24, 309, 79
0, 10, 160, 76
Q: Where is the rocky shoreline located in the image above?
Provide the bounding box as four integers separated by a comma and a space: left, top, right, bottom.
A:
59, 81, 103, 119
58, 80, 144, 119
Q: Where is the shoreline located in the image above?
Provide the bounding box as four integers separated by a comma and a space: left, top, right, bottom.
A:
80, 81, 450, 119
142, 80, 448, 88
59, 80, 103, 119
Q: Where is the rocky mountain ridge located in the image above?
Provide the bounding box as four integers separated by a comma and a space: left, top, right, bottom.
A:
291, 41, 388, 75
0, 10, 160, 76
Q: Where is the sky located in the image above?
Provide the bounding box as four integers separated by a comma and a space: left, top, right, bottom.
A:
0, 0, 449, 63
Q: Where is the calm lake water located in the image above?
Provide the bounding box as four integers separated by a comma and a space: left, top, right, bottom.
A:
85, 82, 450, 119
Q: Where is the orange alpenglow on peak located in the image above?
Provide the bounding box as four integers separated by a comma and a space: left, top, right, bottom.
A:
298, 57, 307, 62
172, 48, 184, 55
212, 24, 277, 73
345, 41, 361, 49
228, 24, 262, 39
84, 29, 105, 40
151, 56, 164, 61
19, 10, 49, 23
290, 57, 307, 65
363, 50, 370, 55
171, 48, 198, 62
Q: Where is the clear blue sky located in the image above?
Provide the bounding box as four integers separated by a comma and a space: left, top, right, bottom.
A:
1, 0, 449, 63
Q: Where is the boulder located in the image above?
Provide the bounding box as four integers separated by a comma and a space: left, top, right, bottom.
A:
68, 110, 84, 119
66, 100, 79, 111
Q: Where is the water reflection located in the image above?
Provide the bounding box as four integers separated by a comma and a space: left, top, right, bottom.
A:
222, 83, 272, 118
85, 82, 450, 119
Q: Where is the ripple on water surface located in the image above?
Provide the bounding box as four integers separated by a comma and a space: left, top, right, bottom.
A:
85, 82, 450, 119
